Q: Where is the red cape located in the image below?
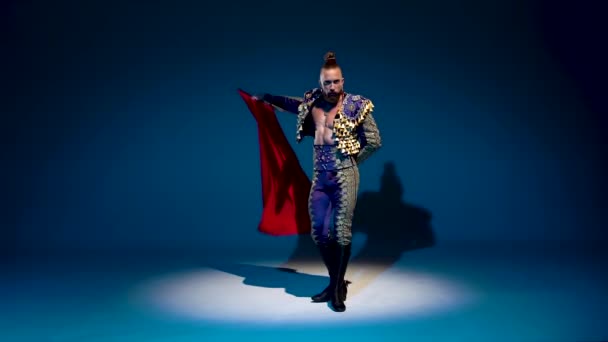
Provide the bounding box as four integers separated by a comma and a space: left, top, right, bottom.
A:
238, 89, 311, 236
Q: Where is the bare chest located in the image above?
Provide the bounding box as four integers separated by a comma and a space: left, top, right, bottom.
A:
311, 105, 339, 129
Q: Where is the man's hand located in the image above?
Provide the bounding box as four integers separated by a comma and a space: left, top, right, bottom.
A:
251, 94, 267, 102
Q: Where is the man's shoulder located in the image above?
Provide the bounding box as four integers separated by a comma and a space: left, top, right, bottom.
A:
344, 93, 372, 105
343, 92, 374, 121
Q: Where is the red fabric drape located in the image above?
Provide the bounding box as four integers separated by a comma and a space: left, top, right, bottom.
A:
238, 89, 311, 236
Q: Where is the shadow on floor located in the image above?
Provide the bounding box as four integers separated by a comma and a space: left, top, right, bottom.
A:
209, 262, 328, 299
213, 161, 436, 299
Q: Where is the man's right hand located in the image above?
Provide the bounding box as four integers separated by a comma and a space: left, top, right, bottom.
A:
251, 93, 267, 102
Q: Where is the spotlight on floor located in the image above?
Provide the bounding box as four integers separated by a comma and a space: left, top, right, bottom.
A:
131, 260, 477, 326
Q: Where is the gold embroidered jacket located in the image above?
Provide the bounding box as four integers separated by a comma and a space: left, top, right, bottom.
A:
264, 88, 382, 164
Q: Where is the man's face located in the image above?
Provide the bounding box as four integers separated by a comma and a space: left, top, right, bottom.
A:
319, 68, 344, 103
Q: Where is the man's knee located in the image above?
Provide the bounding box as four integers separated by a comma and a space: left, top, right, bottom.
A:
311, 229, 331, 245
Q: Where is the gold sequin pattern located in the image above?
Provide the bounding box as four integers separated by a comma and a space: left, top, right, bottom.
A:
334, 166, 360, 246
354, 110, 382, 164
296, 102, 310, 142
333, 99, 374, 156
295, 91, 376, 157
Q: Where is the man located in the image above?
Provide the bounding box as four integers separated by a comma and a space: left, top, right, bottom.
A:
243, 51, 382, 312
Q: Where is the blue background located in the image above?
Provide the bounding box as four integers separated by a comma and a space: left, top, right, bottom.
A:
4, 0, 607, 258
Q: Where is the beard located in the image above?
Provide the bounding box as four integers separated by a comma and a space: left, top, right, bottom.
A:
324, 90, 343, 103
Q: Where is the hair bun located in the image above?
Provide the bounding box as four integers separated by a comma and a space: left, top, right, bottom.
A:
324, 51, 336, 62
323, 51, 338, 68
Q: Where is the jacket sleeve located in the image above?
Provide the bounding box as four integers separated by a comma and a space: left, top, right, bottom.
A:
355, 109, 382, 165
262, 94, 303, 114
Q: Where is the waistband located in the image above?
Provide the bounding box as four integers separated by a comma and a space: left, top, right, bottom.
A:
313, 144, 355, 171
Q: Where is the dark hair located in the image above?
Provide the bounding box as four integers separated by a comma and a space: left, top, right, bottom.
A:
322, 51, 339, 68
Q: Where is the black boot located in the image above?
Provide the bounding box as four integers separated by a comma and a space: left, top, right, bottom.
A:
311, 242, 336, 302
331, 243, 352, 312
335, 241, 349, 302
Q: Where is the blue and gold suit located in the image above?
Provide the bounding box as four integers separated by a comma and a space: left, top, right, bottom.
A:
263, 88, 382, 247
